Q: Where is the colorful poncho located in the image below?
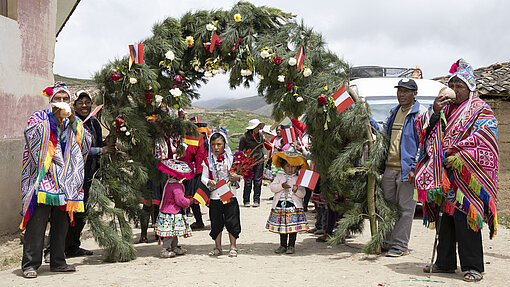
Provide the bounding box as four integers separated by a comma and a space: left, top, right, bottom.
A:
414, 97, 498, 238
20, 110, 92, 229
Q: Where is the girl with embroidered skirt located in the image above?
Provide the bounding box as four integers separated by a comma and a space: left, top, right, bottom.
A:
155, 159, 194, 258
201, 130, 242, 257
266, 151, 310, 254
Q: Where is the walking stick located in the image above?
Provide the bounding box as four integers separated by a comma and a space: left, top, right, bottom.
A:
428, 198, 444, 276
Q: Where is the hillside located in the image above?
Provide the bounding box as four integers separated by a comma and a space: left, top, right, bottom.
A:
54, 74, 95, 86
192, 97, 233, 108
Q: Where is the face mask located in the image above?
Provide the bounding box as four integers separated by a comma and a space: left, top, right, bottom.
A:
50, 102, 72, 118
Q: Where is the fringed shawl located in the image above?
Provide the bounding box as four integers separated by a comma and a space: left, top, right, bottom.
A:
20, 110, 92, 229
414, 97, 498, 238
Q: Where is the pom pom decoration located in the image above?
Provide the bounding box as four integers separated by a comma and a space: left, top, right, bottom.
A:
42, 87, 53, 98
449, 61, 458, 74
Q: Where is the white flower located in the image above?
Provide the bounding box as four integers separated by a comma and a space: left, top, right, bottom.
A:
277, 75, 285, 82
129, 77, 137, 84
125, 131, 130, 136
165, 50, 175, 61
127, 159, 134, 163
212, 69, 220, 75
155, 95, 163, 103
241, 69, 253, 77
296, 96, 304, 102
260, 50, 270, 59
257, 74, 264, 80
288, 57, 297, 66
204, 71, 213, 77
120, 126, 127, 132
206, 23, 216, 31
170, 88, 182, 97
303, 68, 312, 77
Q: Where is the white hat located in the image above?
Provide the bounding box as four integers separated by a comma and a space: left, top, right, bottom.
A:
246, 119, 265, 130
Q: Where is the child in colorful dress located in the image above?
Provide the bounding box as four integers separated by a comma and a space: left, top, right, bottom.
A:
155, 159, 194, 258
201, 130, 242, 257
266, 151, 310, 254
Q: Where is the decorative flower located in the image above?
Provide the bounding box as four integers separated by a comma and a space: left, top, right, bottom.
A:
183, 83, 190, 89
234, 13, 242, 22
129, 77, 138, 84
204, 71, 213, 77
115, 116, 124, 127
257, 74, 264, 80
293, 93, 299, 97
303, 68, 312, 77
185, 36, 194, 47
110, 72, 120, 81
274, 56, 282, 65
260, 50, 270, 59
286, 82, 293, 91
42, 87, 53, 97
174, 74, 183, 83
212, 69, 220, 75
233, 151, 246, 162
170, 88, 182, 97
277, 75, 285, 82
215, 36, 222, 46
125, 131, 130, 136
288, 57, 297, 66
165, 50, 175, 61
296, 96, 304, 102
216, 154, 225, 162
317, 95, 327, 105
324, 85, 328, 91
145, 91, 153, 104
146, 114, 159, 122
240, 69, 253, 77
155, 95, 163, 104
206, 23, 215, 31
120, 126, 127, 132
203, 42, 212, 50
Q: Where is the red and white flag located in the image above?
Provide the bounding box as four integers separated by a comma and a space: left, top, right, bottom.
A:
282, 127, 296, 144
296, 169, 320, 190
296, 43, 305, 72
129, 44, 144, 69
83, 104, 103, 123
215, 179, 234, 203
332, 85, 354, 114
209, 30, 218, 53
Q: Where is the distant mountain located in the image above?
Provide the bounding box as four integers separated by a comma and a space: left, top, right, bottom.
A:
54, 74, 95, 86
214, 96, 272, 116
193, 97, 233, 108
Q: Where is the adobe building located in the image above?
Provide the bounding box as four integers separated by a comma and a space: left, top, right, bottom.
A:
0, 0, 80, 234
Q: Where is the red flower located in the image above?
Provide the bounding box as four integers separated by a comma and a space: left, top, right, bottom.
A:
116, 128, 121, 134
274, 56, 282, 65
318, 94, 327, 105
215, 36, 222, 46
110, 72, 120, 81
115, 116, 124, 127
145, 92, 153, 104
216, 154, 225, 162
174, 74, 183, 83
286, 82, 293, 91
183, 83, 190, 89
42, 87, 53, 97
203, 42, 211, 50
172, 84, 178, 89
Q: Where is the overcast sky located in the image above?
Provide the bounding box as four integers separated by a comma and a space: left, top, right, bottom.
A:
54, 0, 510, 101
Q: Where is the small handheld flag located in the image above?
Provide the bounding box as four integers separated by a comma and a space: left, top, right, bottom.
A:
191, 116, 199, 123
83, 104, 103, 123
332, 85, 354, 115
215, 179, 234, 203
281, 127, 296, 144
193, 187, 210, 206
129, 44, 144, 69
296, 169, 320, 190
209, 30, 218, 53
184, 135, 199, 146
296, 43, 305, 72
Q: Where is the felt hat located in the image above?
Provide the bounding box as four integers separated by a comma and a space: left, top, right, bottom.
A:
246, 119, 265, 130
448, 58, 476, 91
272, 151, 309, 170
157, 159, 194, 180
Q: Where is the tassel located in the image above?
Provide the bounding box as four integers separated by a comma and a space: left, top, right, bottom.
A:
468, 175, 481, 196
417, 189, 426, 202
476, 213, 484, 230
467, 205, 477, 231
413, 189, 419, 201
488, 197, 496, 215
440, 171, 451, 192
444, 201, 455, 215
461, 166, 471, 183
449, 62, 458, 74
456, 191, 465, 205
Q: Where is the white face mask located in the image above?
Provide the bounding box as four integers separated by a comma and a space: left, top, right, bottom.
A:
50, 102, 72, 118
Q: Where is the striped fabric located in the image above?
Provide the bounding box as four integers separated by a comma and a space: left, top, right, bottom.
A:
414, 97, 498, 238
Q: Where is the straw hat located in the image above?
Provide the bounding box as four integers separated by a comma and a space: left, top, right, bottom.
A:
272, 151, 309, 170
157, 159, 194, 180
246, 119, 265, 130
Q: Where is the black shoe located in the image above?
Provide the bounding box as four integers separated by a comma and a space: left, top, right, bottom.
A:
190, 222, 205, 230
66, 248, 93, 258
50, 264, 76, 272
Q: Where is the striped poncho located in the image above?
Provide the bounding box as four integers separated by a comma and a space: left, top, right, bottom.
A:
20, 110, 92, 229
414, 96, 498, 238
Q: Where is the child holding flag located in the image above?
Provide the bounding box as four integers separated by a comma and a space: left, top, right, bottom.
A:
266, 151, 310, 254
154, 159, 195, 258
201, 130, 242, 257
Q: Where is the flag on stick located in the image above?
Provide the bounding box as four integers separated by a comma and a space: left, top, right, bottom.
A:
332, 85, 354, 114
191, 116, 199, 123
281, 127, 296, 144
129, 44, 144, 69
296, 43, 305, 72
184, 135, 199, 146
296, 169, 320, 190
215, 179, 234, 203
193, 187, 210, 206
209, 30, 218, 53
83, 104, 103, 123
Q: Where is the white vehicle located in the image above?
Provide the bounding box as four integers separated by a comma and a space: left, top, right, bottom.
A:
349, 77, 446, 123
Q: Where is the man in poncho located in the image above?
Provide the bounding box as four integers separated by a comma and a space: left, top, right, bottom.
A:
414, 59, 498, 282
20, 82, 92, 278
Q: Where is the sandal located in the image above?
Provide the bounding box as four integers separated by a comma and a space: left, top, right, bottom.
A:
228, 248, 238, 257
208, 247, 222, 257
422, 264, 456, 273
23, 269, 37, 279
464, 270, 483, 282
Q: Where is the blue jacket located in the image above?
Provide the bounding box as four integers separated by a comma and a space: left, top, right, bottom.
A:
382, 100, 427, 182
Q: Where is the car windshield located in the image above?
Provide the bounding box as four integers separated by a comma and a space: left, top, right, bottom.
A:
366, 96, 434, 123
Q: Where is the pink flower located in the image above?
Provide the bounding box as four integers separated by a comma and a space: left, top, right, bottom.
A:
174, 74, 183, 83
215, 36, 222, 46
115, 116, 124, 127
274, 56, 282, 65
145, 92, 153, 104
110, 72, 120, 81
286, 82, 293, 91
317, 95, 327, 105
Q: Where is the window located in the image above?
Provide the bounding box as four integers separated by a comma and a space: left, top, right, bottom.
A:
0, 0, 17, 21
